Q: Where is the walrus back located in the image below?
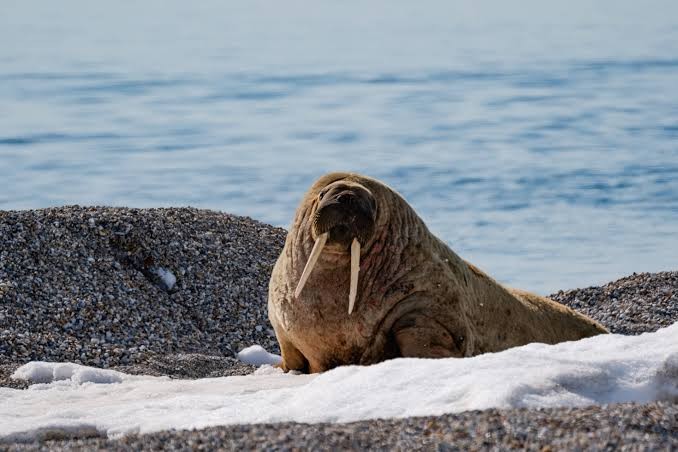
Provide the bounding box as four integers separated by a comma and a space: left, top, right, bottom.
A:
457, 259, 608, 352
373, 187, 610, 352
507, 287, 609, 339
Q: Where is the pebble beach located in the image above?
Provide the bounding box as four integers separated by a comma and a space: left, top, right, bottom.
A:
1, 207, 677, 450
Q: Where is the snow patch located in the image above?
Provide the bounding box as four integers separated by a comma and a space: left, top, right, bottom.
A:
237, 345, 282, 366
152, 267, 176, 291
2, 322, 677, 442
11, 362, 137, 386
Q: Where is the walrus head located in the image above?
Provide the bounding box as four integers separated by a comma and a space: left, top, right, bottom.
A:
295, 180, 378, 315
312, 181, 377, 248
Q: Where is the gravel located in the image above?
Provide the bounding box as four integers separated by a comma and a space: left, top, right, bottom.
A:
5, 403, 677, 451
0, 206, 285, 369
1, 206, 677, 450
551, 271, 678, 335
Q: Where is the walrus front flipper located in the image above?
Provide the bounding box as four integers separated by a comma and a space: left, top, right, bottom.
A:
276, 334, 309, 373
392, 312, 464, 359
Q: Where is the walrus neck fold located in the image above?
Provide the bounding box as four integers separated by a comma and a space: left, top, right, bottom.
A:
294, 231, 362, 316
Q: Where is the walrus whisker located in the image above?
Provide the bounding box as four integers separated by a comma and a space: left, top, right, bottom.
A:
348, 238, 360, 315
294, 232, 328, 299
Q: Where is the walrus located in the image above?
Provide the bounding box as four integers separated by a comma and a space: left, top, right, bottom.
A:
268, 172, 608, 373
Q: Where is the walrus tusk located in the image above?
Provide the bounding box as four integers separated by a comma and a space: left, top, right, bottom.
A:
348, 238, 360, 315
295, 232, 328, 299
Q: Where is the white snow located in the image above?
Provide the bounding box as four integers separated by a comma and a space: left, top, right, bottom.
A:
10, 362, 130, 385
237, 345, 283, 366
2, 323, 677, 442
153, 267, 176, 290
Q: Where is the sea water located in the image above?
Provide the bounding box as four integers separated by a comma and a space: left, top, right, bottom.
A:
1, 1, 677, 293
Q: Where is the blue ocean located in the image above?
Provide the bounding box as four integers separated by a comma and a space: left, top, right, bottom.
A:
1, 1, 677, 293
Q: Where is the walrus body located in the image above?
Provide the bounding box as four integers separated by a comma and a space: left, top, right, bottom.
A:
268, 172, 608, 373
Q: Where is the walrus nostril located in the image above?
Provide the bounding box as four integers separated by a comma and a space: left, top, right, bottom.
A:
335, 191, 356, 205
334, 224, 350, 235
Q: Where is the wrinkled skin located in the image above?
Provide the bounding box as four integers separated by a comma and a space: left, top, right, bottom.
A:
268, 172, 608, 373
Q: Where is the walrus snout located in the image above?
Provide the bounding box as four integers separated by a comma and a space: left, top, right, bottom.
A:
312, 185, 376, 248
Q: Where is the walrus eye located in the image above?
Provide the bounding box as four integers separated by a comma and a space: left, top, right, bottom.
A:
318, 189, 326, 201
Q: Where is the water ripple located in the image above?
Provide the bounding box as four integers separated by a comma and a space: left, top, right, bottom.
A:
2, 1, 678, 293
